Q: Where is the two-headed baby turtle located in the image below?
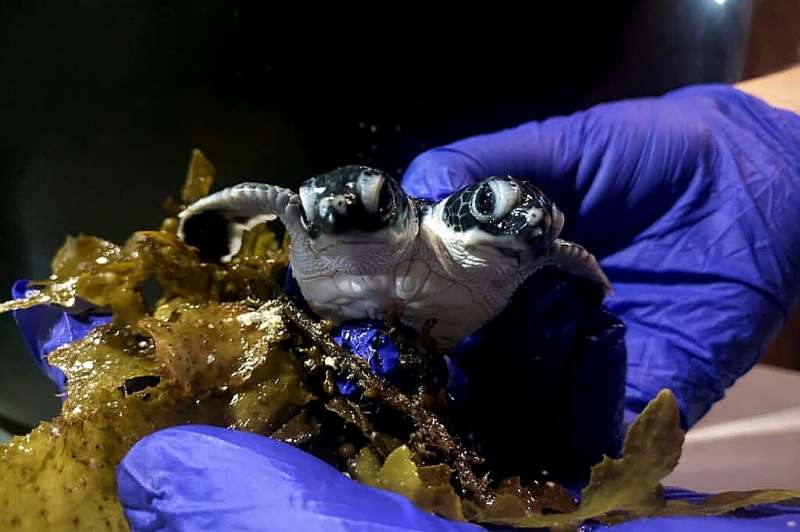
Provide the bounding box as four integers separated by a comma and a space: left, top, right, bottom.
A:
178, 166, 610, 347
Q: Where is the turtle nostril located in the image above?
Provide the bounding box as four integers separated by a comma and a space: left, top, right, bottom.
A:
314, 195, 356, 235
319, 195, 349, 218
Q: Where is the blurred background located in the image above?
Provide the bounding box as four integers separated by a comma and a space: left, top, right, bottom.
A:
0, 0, 797, 467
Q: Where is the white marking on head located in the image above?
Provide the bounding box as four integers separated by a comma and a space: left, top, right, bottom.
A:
222, 213, 276, 262
487, 179, 520, 220
425, 202, 522, 272
526, 207, 543, 225
318, 195, 348, 216
307, 196, 420, 275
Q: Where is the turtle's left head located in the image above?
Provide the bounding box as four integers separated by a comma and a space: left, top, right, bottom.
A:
298, 166, 416, 260
438, 176, 564, 267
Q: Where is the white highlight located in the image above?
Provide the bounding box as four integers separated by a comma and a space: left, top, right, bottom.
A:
236, 303, 284, 333
318, 196, 348, 216
487, 179, 520, 220
223, 213, 276, 262
684, 406, 800, 445
526, 207, 543, 225
299, 185, 318, 223
356, 171, 384, 214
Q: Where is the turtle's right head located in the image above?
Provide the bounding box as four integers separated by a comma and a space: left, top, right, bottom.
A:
298, 166, 416, 262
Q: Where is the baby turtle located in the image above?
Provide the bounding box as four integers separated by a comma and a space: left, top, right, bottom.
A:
178, 166, 610, 347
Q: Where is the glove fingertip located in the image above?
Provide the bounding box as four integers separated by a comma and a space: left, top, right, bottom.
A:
10, 280, 68, 390
10, 279, 113, 392
401, 148, 486, 201
11, 279, 31, 300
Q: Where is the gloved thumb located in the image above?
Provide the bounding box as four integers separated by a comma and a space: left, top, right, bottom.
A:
116, 425, 476, 532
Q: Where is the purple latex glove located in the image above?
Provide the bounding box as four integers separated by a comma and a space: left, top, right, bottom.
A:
116, 425, 800, 531
11, 280, 112, 392
402, 85, 800, 428
331, 320, 401, 396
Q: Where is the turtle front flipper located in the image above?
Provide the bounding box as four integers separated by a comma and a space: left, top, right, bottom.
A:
178, 183, 304, 262
545, 239, 612, 296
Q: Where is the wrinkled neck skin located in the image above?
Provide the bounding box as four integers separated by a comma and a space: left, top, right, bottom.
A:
483, 260, 545, 314
288, 199, 421, 280
422, 203, 547, 318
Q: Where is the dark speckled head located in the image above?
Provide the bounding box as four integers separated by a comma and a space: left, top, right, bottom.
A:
298, 165, 410, 238
442, 176, 563, 253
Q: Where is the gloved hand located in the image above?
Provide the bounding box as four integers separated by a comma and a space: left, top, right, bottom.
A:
118, 426, 800, 531
12, 84, 800, 530
401, 84, 800, 428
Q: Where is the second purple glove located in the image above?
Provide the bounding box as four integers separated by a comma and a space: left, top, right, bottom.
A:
402, 85, 800, 428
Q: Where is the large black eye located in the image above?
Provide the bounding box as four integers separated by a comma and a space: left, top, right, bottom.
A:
469, 183, 495, 223
377, 181, 395, 219
469, 178, 520, 224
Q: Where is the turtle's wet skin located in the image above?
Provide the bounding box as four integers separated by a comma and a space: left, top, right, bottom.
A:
178, 166, 610, 347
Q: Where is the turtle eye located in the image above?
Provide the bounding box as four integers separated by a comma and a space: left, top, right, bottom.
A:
488, 178, 520, 220
357, 171, 385, 215
377, 180, 396, 219
469, 183, 495, 223
469, 179, 519, 223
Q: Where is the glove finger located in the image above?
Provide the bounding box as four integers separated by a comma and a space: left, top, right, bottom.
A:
117, 425, 477, 532
400, 111, 587, 204
601, 92, 800, 424
401, 96, 709, 257
10, 280, 112, 391
609, 260, 787, 428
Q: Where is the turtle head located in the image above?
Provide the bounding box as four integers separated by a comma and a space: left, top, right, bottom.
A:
298, 166, 416, 262
437, 176, 564, 267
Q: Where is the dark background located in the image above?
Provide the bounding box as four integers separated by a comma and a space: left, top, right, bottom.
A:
0, 1, 763, 433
